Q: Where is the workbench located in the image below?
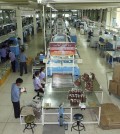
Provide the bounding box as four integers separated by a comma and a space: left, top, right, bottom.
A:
41, 77, 103, 125
32, 64, 45, 75
45, 48, 82, 78
105, 51, 120, 67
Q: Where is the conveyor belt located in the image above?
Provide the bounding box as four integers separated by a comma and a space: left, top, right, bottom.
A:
52, 73, 74, 88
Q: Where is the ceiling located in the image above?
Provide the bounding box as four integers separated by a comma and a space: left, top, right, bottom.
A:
0, 0, 120, 10
45, 0, 120, 10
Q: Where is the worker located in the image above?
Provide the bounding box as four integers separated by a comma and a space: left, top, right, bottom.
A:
9, 50, 16, 72
19, 49, 27, 76
39, 67, 46, 87
33, 71, 44, 99
88, 30, 93, 38
1, 45, 7, 62
11, 78, 23, 118
87, 30, 93, 42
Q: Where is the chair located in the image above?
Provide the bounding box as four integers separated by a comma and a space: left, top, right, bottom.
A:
33, 89, 44, 100
23, 114, 37, 134
71, 113, 85, 134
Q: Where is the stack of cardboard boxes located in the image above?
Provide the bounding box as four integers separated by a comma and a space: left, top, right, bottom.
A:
109, 64, 120, 96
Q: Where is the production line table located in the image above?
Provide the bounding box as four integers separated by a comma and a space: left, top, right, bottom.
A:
32, 63, 45, 75
105, 51, 120, 67
41, 76, 103, 125
19, 75, 103, 125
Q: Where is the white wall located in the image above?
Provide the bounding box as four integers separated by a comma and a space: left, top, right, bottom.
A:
116, 8, 120, 27
106, 8, 117, 30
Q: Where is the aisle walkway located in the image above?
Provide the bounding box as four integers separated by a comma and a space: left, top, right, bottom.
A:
0, 31, 120, 134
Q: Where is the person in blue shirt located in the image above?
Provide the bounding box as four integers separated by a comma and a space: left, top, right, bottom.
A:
19, 49, 27, 76
11, 78, 23, 118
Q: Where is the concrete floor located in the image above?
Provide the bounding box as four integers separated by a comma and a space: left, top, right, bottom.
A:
0, 31, 120, 134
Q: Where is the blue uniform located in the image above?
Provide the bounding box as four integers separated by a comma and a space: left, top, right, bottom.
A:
20, 52, 27, 76
11, 83, 20, 102
11, 83, 20, 118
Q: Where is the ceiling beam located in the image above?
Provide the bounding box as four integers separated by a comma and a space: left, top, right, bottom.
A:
0, 0, 28, 2
48, 0, 120, 3
51, 3, 120, 10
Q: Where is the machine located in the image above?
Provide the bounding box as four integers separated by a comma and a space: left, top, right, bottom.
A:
51, 33, 72, 42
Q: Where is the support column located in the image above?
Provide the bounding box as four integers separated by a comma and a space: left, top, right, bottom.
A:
91, 10, 94, 20
90, 10, 92, 20
2, 10, 6, 24
94, 9, 97, 21
86, 9, 90, 18
33, 11, 37, 35
40, 10, 43, 31
100, 9, 103, 22
43, 5, 46, 55
86, 10, 89, 18
16, 9, 23, 45
105, 8, 115, 30
81, 10, 83, 19
50, 8, 52, 34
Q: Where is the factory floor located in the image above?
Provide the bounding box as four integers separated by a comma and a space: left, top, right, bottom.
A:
0, 31, 120, 134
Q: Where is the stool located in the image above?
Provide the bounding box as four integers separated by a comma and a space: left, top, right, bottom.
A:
71, 114, 85, 134
23, 115, 37, 134
33, 90, 44, 100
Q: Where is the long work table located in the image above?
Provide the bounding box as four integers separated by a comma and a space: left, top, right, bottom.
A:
20, 75, 103, 125
105, 51, 120, 67
41, 75, 103, 125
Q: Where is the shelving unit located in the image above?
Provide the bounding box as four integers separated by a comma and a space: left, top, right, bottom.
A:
0, 61, 11, 86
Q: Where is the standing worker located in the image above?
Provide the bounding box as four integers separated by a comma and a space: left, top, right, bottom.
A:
11, 78, 23, 118
9, 50, 16, 72
19, 49, 27, 76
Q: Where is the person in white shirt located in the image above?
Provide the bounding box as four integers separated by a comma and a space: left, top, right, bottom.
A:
33, 71, 44, 99
39, 67, 46, 87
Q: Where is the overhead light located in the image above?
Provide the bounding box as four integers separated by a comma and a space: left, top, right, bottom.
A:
46, 3, 58, 11
37, 0, 42, 3
47, 3, 51, 7
52, 9, 58, 11
71, 10, 77, 12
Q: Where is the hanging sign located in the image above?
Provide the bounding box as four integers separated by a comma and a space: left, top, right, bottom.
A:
49, 42, 75, 56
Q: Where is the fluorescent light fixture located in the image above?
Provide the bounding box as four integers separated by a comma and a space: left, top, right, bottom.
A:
37, 0, 42, 3
46, 3, 58, 11
71, 10, 77, 12
47, 3, 51, 7
52, 9, 58, 11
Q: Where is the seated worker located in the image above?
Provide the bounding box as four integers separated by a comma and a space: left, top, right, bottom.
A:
39, 67, 46, 88
88, 30, 93, 39
33, 71, 44, 99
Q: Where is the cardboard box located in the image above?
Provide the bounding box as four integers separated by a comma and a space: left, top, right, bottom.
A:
109, 80, 118, 95
113, 64, 120, 82
117, 84, 120, 96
